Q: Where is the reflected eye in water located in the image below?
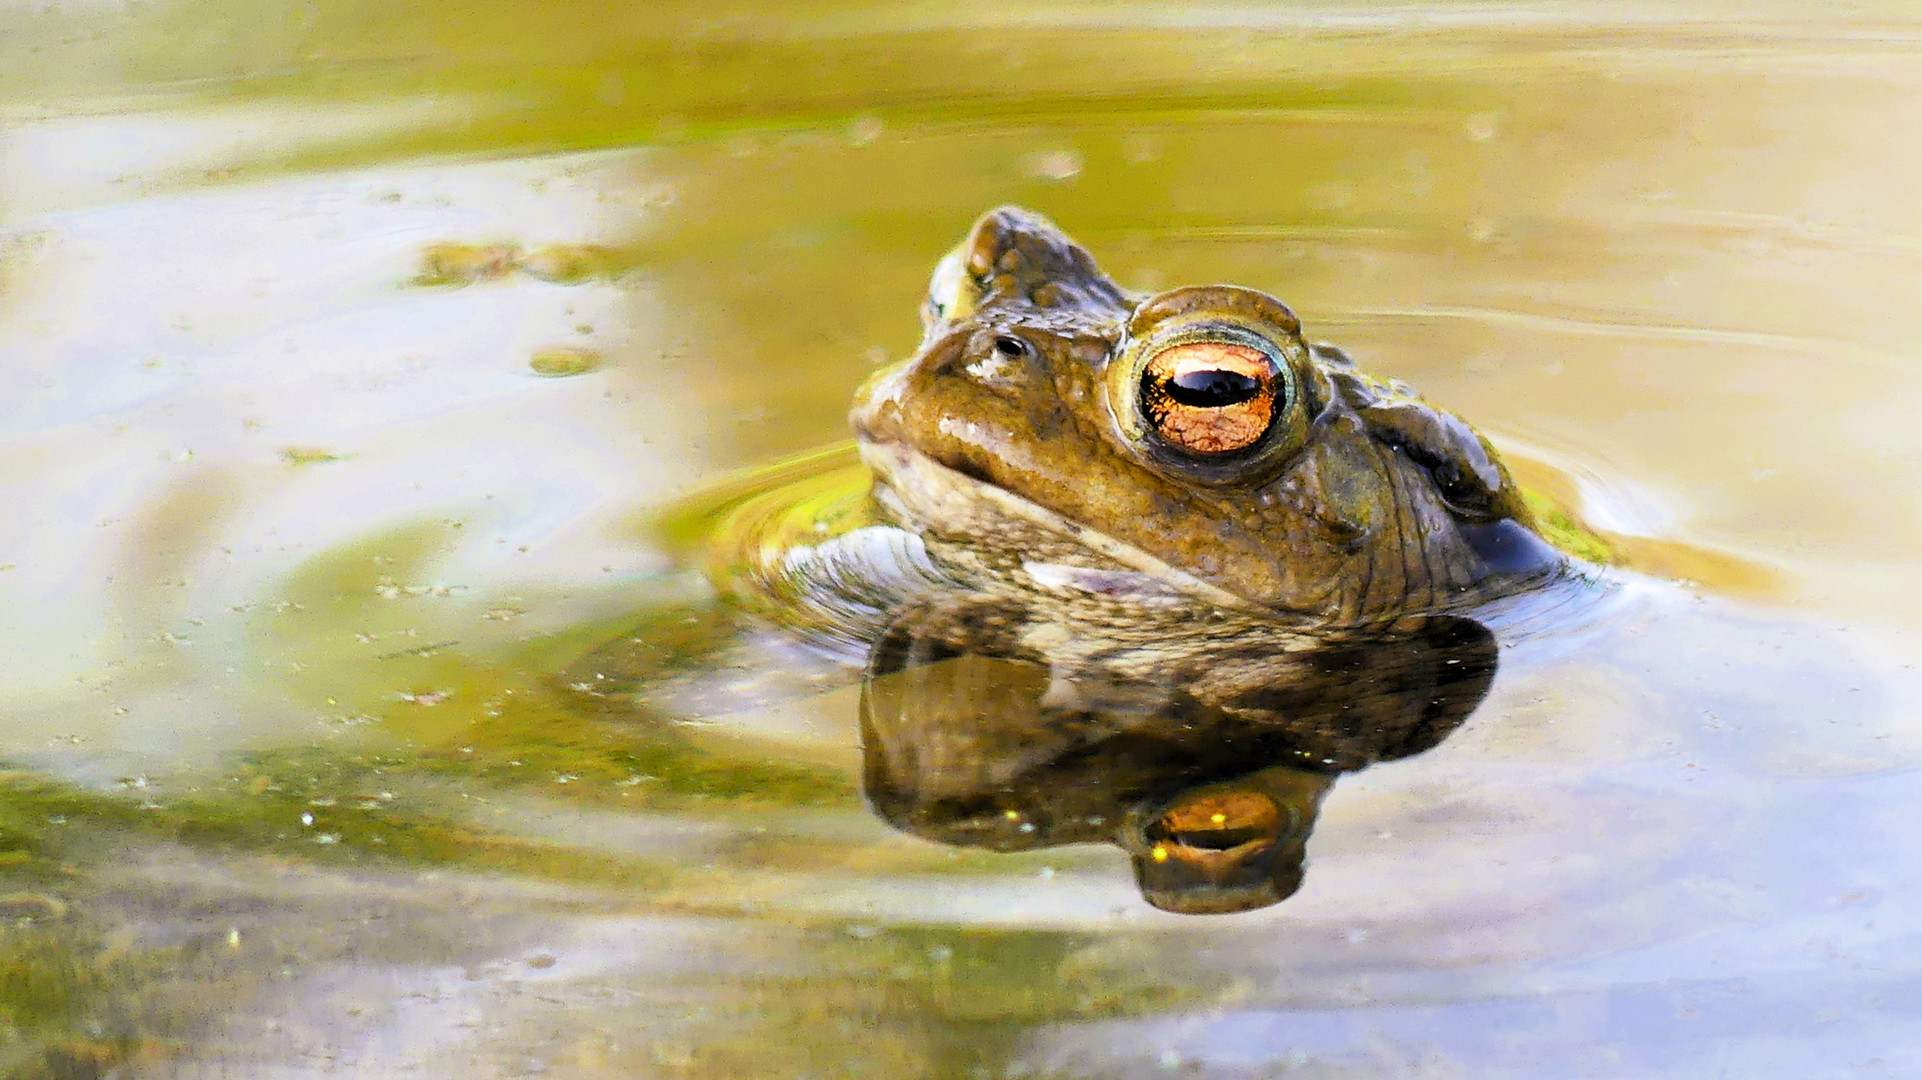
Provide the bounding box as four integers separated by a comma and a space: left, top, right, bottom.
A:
1153, 789, 1282, 851
1128, 769, 1330, 915
857, 607, 1499, 915
1139, 341, 1282, 455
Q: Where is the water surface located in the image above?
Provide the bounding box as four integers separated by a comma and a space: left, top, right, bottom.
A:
3, 4, 1922, 1077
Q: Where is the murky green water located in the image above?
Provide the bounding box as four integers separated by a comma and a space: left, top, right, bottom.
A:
5, 3, 1922, 1077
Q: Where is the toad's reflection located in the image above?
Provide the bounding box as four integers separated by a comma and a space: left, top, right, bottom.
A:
859, 614, 1497, 914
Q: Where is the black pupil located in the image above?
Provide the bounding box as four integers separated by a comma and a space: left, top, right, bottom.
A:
1167, 369, 1262, 408
993, 336, 1026, 357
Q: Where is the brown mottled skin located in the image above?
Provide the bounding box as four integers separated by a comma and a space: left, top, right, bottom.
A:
852, 206, 1561, 627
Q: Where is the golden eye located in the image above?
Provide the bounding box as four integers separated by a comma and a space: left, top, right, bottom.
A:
1138, 341, 1282, 455
1149, 790, 1283, 852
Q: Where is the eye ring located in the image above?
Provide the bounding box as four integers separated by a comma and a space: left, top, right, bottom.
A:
1106, 317, 1313, 485
1139, 341, 1283, 457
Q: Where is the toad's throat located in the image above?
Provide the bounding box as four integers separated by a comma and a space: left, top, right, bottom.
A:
855, 436, 1281, 619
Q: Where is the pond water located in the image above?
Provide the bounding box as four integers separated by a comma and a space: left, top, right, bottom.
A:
4, 3, 1922, 1077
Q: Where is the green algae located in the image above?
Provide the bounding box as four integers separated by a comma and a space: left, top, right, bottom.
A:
0, 793, 262, 1080
250, 519, 846, 787
276, 446, 347, 466
410, 242, 521, 287
608, 923, 1210, 1080
410, 242, 637, 289
1523, 486, 1620, 566
0, 926, 180, 1080
527, 347, 604, 378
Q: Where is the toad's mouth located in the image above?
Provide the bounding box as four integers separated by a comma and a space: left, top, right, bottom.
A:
855, 435, 1037, 537
854, 436, 1269, 617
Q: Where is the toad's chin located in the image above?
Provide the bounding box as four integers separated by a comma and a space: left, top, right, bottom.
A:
854, 436, 1266, 617
855, 437, 1013, 536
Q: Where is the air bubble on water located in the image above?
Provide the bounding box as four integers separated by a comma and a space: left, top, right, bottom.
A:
847, 115, 884, 146
1026, 149, 1083, 181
